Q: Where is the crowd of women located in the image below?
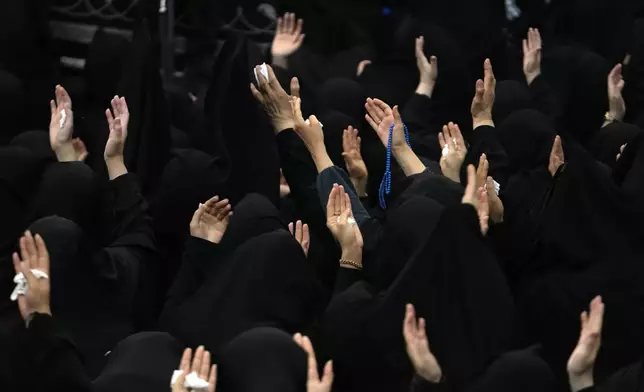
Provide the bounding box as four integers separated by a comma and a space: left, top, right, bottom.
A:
1, 1, 644, 392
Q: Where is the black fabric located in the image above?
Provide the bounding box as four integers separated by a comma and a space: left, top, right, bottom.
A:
322, 204, 515, 392
318, 111, 356, 172
541, 46, 609, 145
26, 172, 155, 378
161, 194, 325, 358
517, 137, 644, 385
498, 109, 557, 176
217, 327, 307, 392
10, 130, 54, 160
85, 30, 129, 107
93, 332, 183, 392
623, 19, 644, 128
206, 34, 280, 206
0, 70, 27, 145
589, 123, 643, 170
493, 80, 532, 125
317, 78, 366, 124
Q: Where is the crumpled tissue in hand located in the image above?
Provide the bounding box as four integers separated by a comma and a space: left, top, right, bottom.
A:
170, 370, 210, 391
10, 269, 49, 301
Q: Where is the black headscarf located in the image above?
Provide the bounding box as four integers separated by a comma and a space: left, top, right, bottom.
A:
318, 111, 355, 172
541, 46, 609, 144
317, 78, 366, 124
493, 80, 533, 125
323, 204, 515, 392
27, 216, 139, 378
362, 196, 443, 290
162, 194, 325, 358
517, 135, 644, 384
498, 109, 557, 176
206, 33, 280, 206
623, 19, 644, 128
27, 162, 100, 237
93, 332, 183, 392
217, 327, 307, 392
10, 130, 54, 160
0, 70, 27, 145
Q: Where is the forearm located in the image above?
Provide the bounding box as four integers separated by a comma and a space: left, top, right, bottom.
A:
106, 156, 128, 180
272, 56, 289, 70
310, 145, 335, 174
393, 145, 427, 177
415, 82, 435, 99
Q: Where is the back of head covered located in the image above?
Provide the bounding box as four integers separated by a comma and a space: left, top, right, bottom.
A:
217, 327, 307, 392
0, 70, 26, 145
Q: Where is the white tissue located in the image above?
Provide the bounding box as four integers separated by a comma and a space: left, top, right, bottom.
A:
253, 63, 269, 84
305, 119, 324, 128
493, 180, 501, 195
59, 109, 67, 129
10, 269, 49, 301
170, 370, 210, 390
347, 217, 356, 226
442, 145, 449, 157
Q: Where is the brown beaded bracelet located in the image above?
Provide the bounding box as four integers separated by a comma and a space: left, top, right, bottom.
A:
339, 259, 363, 270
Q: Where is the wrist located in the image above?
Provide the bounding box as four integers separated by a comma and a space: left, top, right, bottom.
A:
54, 142, 77, 162
415, 82, 435, 98
526, 71, 540, 86
273, 119, 296, 134
608, 110, 624, 122
341, 247, 363, 265
310, 146, 334, 173
105, 156, 128, 180
420, 369, 442, 384
272, 54, 288, 69
473, 115, 494, 130
569, 373, 593, 392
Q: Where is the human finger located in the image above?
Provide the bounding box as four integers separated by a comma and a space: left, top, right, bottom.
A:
208, 365, 217, 392
290, 77, 300, 99
372, 98, 392, 118
276, 16, 284, 34
180, 348, 192, 373
326, 186, 337, 220
19, 236, 30, 268
334, 184, 342, 216
464, 165, 477, 202
322, 360, 334, 386
449, 122, 464, 148
295, 220, 303, 243
255, 65, 269, 92
302, 336, 321, 382
291, 97, 305, 123
365, 99, 382, 123
200, 350, 211, 380
302, 224, 310, 254
172, 371, 186, 392
365, 114, 379, 132
294, 18, 303, 37
286, 12, 294, 34
192, 346, 204, 375
484, 59, 495, 91
438, 128, 446, 149
339, 185, 347, 213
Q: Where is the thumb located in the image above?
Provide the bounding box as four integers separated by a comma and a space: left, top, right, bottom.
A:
190, 204, 206, 227
393, 105, 403, 126
309, 115, 320, 127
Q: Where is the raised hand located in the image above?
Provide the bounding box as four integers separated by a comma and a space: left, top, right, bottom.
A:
548, 135, 565, 177
476, 154, 504, 224
365, 98, 407, 150
438, 122, 467, 183
250, 64, 298, 133
326, 184, 363, 268
12, 231, 51, 320
271, 13, 305, 64
104, 97, 130, 160
289, 220, 310, 257
567, 296, 605, 392
607, 64, 626, 123
415, 36, 438, 98
291, 96, 325, 153
403, 304, 442, 383
190, 196, 233, 244
173, 346, 217, 392
471, 59, 496, 128
294, 333, 334, 392
522, 28, 542, 85
342, 126, 368, 181
462, 165, 490, 235
49, 85, 80, 162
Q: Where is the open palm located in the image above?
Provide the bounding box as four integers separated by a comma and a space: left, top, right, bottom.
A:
190, 196, 233, 244
403, 304, 442, 383
567, 296, 605, 376
272, 13, 305, 58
